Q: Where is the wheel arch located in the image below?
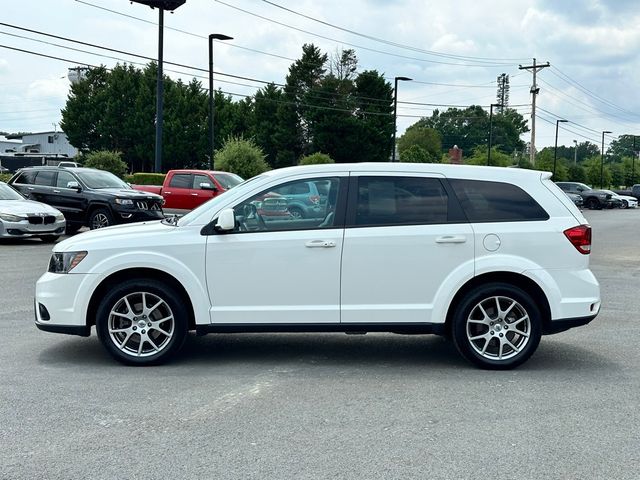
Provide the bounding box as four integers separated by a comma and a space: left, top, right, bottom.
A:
86, 267, 196, 330
444, 271, 552, 335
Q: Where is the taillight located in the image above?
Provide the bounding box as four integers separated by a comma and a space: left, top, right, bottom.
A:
564, 225, 591, 254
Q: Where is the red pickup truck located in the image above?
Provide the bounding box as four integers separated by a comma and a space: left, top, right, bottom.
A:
132, 169, 243, 210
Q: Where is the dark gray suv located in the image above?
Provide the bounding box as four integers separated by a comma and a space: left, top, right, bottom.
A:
555, 182, 615, 210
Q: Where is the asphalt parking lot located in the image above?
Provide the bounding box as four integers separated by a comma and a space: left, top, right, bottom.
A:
1, 210, 639, 480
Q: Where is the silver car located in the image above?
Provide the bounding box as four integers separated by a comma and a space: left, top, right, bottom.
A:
0, 182, 66, 242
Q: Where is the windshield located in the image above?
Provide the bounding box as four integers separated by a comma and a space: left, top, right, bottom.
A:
0, 183, 24, 200
77, 170, 130, 189
215, 173, 244, 189
178, 174, 266, 226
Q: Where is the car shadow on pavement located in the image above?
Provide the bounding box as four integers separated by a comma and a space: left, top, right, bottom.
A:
37, 332, 619, 373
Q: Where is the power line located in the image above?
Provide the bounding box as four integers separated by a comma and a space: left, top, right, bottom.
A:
260, 0, 529, 63
213, 0, 517, 68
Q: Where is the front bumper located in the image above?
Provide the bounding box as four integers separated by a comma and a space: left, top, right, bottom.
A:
0, 218, 66, 238
35, 271, 102, 334
114, 207, 164, 224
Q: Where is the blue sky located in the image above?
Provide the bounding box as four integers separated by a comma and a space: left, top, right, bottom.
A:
0, 0, 638, 152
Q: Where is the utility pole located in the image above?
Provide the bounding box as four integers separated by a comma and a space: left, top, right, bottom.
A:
519, 58, 550, 165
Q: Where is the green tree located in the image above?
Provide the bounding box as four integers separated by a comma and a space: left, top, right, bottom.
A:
567, 164, 586, 183
584, 156, 611, 188
397, 125, 441, 159
299, 152, 335, 165
400, 145, 436, 163
84, 150, 128, 178
608, 134, 638, 162
534, 149, 569, 180
214, 136, 269, 179
465, 146, 511, 167
253, 84, 283, 168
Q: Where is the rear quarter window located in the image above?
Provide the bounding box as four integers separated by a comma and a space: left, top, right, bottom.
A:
449, 179, 549, 222
12, 170, 37, 185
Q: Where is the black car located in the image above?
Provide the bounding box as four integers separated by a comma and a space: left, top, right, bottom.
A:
8, 166, 164, 232
555, 182, 615, 210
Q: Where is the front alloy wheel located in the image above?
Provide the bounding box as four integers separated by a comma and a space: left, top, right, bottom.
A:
96, 279, 187, 365
452, 283, 542, 369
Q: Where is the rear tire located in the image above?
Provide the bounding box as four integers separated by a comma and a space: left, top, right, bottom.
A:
622, 200, 628, 209
585, 197, 600, 210
451, 283, 542, 370
288, 206, 304, 219
95, 279, 188, 366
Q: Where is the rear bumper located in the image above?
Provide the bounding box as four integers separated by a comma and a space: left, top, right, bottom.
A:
543, 313, 598, 335
35, 322, 90, 337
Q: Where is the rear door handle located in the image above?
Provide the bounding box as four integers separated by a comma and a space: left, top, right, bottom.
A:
27, 187, 35, 190
435, 235, 467, 244
305, 240, 336, 248
53, 189, 61, 193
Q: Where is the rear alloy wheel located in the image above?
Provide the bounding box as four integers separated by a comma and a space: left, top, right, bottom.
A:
452, 283, 542, 370
622, 200, 628, 209
96, 279, 188, 365
89, 208, 113, 229
288, 207, 304, 219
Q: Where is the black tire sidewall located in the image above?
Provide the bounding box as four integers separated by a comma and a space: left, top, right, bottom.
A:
452, 282, 542, 370
95, 279, 188, 366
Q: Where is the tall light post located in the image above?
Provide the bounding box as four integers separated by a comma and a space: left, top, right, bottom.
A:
632, 136, 638, 186
553, 119, 568, 178
131, 0, 186, 173
600, 130, 612, 188
392, 76, 412, 162
209, 33, 233, 169
488, 103, 502, 166
573, 139, 578, 165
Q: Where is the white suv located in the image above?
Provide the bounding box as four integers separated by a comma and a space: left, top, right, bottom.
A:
35, 163, 600, 369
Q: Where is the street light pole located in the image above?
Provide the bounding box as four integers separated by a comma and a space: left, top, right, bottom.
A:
488, 103, 502, 166
208, 33, 233, 170
601, 130, 612, 188
573, 139, 578, 165
553, 119, 568, 178
392, 76, 412, 162
131, 0, 186, 173
633, 136, 637, 186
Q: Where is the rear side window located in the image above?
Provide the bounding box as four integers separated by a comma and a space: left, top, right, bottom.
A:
449, 179, 549, 222
34, 170, 56, 186
355, 176, 448, 226
169, 174, 191, 189
13, 170, 36, 185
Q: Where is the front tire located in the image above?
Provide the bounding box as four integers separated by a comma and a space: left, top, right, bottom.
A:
451, 283, 542, 370
622, 200, 628, 209
95, 279, 188, 366
89, 208, 113, 230
585, 197, 600, 210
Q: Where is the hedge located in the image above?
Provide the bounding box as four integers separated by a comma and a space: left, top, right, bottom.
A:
127, 173, 166, 185
0, 173, 11, 183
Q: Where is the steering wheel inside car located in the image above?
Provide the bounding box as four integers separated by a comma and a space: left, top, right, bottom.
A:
238, 203, 267, 231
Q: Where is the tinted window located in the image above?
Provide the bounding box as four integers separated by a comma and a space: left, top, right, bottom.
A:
169, 174, 191, 189
214, 173, 243, 189
274, 182, 311, 195
76, 170, 129, 189
355, 176, 448, 226
13, 171, 36, 185
34, 170, 55, 186
450, 179, 549, 222
56, 171, 76, 188
193, 174, 211, 190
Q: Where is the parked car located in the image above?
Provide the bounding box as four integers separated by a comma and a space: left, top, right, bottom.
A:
271, 179, 329, 219
58, 161, 80, 168
34, 164, 600, 370
614, 184, 640, 201
602, 190, 638, 209
9, 166, 164, 232
0, 181, 65, 241
132, 169, 243, 210
563, 191, 584, 208
555, 182, 616, 209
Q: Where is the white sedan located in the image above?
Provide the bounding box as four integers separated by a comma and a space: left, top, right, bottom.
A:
0, 182, 66, 241
603, 190, 638, 209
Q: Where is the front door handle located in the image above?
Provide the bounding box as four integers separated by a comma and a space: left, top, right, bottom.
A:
305, 240, 336, 248
435, 235, 467, 244
53, 189, 61, 193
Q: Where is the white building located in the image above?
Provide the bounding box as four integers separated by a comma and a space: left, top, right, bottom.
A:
0, 135, 22, 153
5, 131, 78, 157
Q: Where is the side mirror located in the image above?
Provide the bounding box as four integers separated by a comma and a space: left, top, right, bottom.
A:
200, 182, 217, 191
215, 208, 235, 231
67, 181, 81, 192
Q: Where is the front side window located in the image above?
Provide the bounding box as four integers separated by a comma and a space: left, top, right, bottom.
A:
56, 171, 76, 188
76, 170, 129, 189
232, 177, 341, 232
193, 174, 212, 190
354, 176, 449, 226
450, 179, 549, 222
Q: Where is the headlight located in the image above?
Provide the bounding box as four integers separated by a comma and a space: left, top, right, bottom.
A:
115, 198, 134, 206
55, 213, 65, 221
0, 213, 26, 222
48, 251, 87, 273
